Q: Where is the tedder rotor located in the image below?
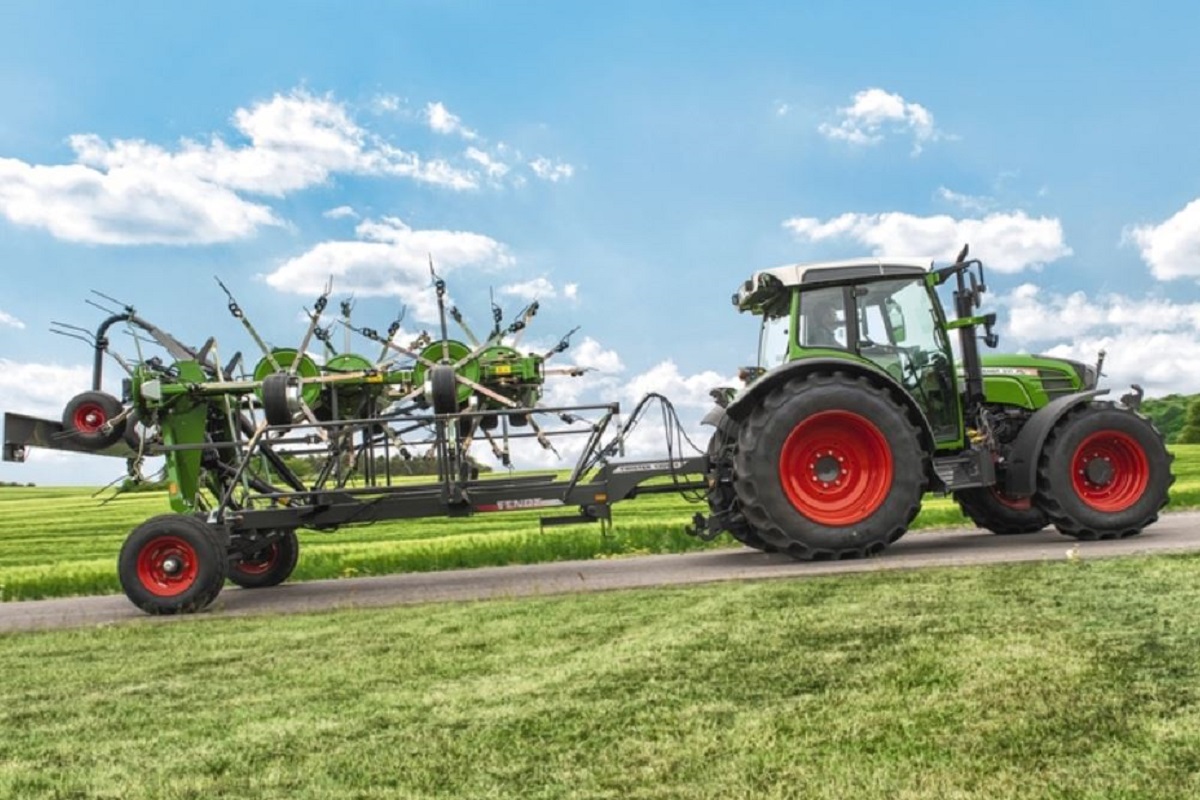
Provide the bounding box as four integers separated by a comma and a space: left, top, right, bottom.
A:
4, 272, 708, 614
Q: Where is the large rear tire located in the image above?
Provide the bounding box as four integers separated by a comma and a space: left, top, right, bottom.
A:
118, 515, 228, 614
1036, 404, 1172, 540
734, 372, 925, 560
228, 530, 300, 589
705, 416, 776, 553
954, 487, 1048, 535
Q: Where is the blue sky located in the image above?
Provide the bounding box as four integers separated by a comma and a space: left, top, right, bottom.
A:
2, 1, 1200, 484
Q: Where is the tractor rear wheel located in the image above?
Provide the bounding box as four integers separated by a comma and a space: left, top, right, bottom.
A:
734, 372, 925, 560
1036, 404, 1172, 540
62, 391, 126, 450
954, 487, 1048, 535
118, 515, 228, 614
229, 530, 300, 589
705, 416, 776, 553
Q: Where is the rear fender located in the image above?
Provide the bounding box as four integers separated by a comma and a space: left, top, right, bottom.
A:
1003, 389, 1107, 497
723, 358, 936, 451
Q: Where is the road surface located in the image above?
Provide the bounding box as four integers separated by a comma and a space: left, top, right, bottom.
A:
4, 511, 1200, 633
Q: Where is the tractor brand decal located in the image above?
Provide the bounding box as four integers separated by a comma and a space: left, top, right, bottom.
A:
476, 498, 566, 512
611, 460, 688, 474
981, 367, 1040, 376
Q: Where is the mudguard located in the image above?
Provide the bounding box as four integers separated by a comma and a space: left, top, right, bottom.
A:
1003, 389, 1108, 497
721, 357, 936, 450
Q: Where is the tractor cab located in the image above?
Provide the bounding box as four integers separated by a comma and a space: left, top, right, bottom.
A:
737, 258, 960, 443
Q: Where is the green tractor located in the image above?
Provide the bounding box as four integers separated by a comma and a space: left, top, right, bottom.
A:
701, 246, 1172, 558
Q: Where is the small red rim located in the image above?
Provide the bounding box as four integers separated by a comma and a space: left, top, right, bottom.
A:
136, 535, 199, 597
779, 410, 894, 526
1070, 430, 1149, 512
991, 487, 1033, 510
73, 402, 107, 435
236, 543, 279, 576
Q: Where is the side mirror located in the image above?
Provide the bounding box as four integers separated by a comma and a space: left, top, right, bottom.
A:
982, 312, 999, 348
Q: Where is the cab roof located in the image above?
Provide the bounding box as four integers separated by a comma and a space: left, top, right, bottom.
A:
735, 257, 932, 313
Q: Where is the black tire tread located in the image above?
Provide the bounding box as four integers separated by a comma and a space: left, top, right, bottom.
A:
1035, 404, 1174, 540
734, 371, 925, 560
118, 514, 228, 614
954, 487, 1048, 535
228, 530, 300, 589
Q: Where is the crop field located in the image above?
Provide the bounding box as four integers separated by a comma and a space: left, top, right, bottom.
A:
0, 445, 1197, 603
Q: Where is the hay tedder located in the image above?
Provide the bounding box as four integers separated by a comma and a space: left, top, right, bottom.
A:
3, 270, 708, 614
3, 246, 1175, 615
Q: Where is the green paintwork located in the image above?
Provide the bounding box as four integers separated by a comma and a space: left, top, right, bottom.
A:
977, 353, 1085, 410
160, 360, 209, 513
253, 349, 322, 406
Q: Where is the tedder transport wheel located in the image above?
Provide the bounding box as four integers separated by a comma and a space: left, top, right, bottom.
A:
705, 417, 776, 553
118, 515, 228, 614
1036, 404, 1172, 540
734, 372, 925, 560
62, 391, 126, 450
228, 530, 300, 589
954, 487, 1048, 535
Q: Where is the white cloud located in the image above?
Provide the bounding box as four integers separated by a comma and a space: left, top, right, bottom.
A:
0, 359, 94, 418
783, 210, 1072, 273
263, 216, 512, 323
996, 284, 1200, 395
465, 147, 510, 180
425, 101, 478, 140
372, 94, 403, 113
818, 88, 947, 155
323, 205, 359, 220
1126, 198, 1200, 280
529, 157, 575, 182
0, 310, 25, 329
775, 101, 790, 117
0, 89, 488, 246
624, 360, 731, 410
936, 186, 993, 214
572, 337, 624, 374
498, 276, 580, 303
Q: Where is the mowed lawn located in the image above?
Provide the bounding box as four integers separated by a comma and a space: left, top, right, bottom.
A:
4, 556, 1200, 798
2, 445, 1198, 602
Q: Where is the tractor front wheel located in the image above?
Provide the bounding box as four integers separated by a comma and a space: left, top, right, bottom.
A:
1036, 405, 1172, 540
734, 372, 925, 559
118, 515, 228, 614
228, 530, 300, 589
954, 486, 1048, 535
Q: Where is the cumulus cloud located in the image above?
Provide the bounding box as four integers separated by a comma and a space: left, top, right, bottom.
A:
996, 284, 1200, 395
465, 147, 510, 180
818, 88, 948, 155
263, 216, 512, 322
0, 89, 502, 245
1126, 198, 1200, 280
0, 359, 93, 417
783, 210, 1072, 273
529, 157, 575, 182
0, 310, 26, 329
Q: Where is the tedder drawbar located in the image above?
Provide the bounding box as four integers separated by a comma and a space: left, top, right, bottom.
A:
4, 246, 1174, 615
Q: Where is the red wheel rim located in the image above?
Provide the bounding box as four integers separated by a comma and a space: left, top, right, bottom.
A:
779, 410, 893, 525
236, 543, 279, 576
73, 402, 107, 434
1070, 430, 1149, 512
991, 487, 1033, 510
136, 535, 199, 597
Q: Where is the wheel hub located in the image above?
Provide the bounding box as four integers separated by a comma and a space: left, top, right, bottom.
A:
1083, 455, 1114, 487
161, 556, 183, 575
812, 453, 842, 484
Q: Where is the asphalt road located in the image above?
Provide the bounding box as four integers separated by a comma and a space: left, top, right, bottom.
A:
5, 511, 1200, 633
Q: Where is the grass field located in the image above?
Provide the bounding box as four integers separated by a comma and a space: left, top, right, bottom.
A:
1, 445, 1197, 603
4, 554, 1200, 798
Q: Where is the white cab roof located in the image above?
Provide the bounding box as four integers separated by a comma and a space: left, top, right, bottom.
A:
753, 257, 932, 289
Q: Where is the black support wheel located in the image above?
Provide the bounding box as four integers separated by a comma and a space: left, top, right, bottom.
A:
118, 515, 228, 614
62, 391, 126, 450
954, 486, 1048, 535
733, 372, 926, 560
228, 530, 300, 589
1036, 404, 1173, 540
428, 365, 459, 415
705, 416, 776, 553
